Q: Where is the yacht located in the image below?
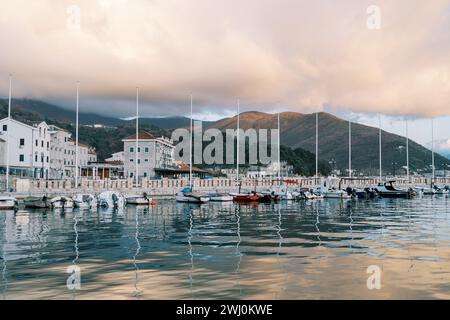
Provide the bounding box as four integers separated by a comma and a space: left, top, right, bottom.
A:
375, 181, 416, 198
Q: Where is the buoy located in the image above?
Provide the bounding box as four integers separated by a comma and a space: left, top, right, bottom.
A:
151, 200, 156, 206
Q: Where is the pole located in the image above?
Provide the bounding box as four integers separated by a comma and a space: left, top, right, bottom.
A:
406, 119, 409, 182
236, 100, 240, 186
189, 94, 193, 188
349, 119, 352, 178
278, 112, 281, 180
75, 81, 79, 188
5, 74, 12, 192
135, 87, 139, 187
431, 118, 435, 182
315, 112, 318, 178
378, 113, 382, 182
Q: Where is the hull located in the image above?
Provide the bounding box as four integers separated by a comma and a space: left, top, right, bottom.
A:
73, 194, 97, 208
208, 194, 234, 202
24, 197, 50, 209
176, 194, 210, 203
323, 192, 351, 199
51, 197, 75, 209
0, 199, 17, 210
98, 192, 125, 208
126, 197, 153, 205
377, 191, 413, 198
231, 193, 261, 202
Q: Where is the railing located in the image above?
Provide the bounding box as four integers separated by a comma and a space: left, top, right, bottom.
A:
13, 176, 450, 195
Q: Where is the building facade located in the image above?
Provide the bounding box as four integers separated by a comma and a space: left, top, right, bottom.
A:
122, 131, 175, 179
0, 118, 51, 179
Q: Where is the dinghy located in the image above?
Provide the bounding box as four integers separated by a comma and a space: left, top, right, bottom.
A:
73, 194, 97, 209
126, 192, 153, 205
0, 196, 18, 210
24, 196, 50, 209
50, 196, 75, 209
98, 191, 125, 208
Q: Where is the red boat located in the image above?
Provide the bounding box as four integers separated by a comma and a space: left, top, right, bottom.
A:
230, 192, 261, 202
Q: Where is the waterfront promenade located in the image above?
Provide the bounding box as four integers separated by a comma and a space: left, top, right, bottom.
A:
4, 176, 450, 199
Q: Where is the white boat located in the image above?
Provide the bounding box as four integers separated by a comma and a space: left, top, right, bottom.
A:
207, 193, 233, 202
0, 196, 18, 210
319, 179, 352, 199
126, 192, 153, 205
50, 196, 75, 209
98, 191, 125, 208
73, 194, 97, 209
176, 187, 210, 203
375, 181, 416, 198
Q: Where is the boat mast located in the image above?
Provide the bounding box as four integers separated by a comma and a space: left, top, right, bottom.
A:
189, 94, 193, 188
378, 113, 382, 182
406, 119, 409, 182
236, 100, 240, 191
348, 119, 352, 179
278, 112, 281, 181
431, 118, 435, 183
75, 81, 79, 188
135, 87, 139, 187
315, 112, 318, 178
5, 74, 12, 192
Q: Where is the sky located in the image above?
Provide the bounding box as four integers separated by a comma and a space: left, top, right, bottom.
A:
0, 0, 449, 152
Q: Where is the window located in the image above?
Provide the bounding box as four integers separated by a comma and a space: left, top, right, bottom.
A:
130, 147, 134, 153
137, 159, 141, 164
19, 154, 24, 162
138, 147, 141, 153
144, 172, 148, 178
2, 125, 7, 131
41, 141, 44, 147
47, 142, 49, 149
144, 159, 149, 162
19, 138, 25, 147
145, 147, 149, 153
35, 154, 38, 162
130, 159, 134, 162
46, 156, 49, 163
36, 140, 38, 147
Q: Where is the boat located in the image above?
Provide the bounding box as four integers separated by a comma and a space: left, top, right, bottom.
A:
176, 187, 210, 203
73, 194, 97, 209
126, 192, 153, 205
352, 187, 378, 199
230, 191, 261, 202
24, 195, 51, 209
258, 190, 280, 203
375, 181, 416, 198
50, 196, 75, 209
295, 189, 323, 200
207, 193, 233, 202
98, 191, 125, 208
0, 196, 18, 210
319, 179, 352, 199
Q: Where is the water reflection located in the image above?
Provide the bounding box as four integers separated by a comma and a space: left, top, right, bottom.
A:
1, 197, 450, 299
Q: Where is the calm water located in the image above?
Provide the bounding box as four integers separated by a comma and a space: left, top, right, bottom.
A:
1, 196, 450, 300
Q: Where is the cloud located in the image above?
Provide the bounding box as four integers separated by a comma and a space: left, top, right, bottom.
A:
0, 0, 449, 118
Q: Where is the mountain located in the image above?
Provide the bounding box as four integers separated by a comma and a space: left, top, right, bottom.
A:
0, 99, 214, 129
209, 111, 450, 175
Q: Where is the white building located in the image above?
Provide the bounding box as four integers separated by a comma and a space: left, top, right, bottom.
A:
48, 125, 97, 179
0, 118, 50, 179
122, 131, 175, 179
105, 151, 124, 163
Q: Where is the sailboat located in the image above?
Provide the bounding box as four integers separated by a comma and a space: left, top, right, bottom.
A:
176, 95, 210, 204
230, 100, 261, 203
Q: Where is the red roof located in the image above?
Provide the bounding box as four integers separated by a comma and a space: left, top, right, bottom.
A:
125, 131, 156, 140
